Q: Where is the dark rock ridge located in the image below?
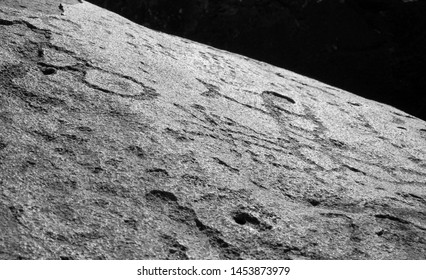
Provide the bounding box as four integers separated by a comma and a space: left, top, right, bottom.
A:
1, 0, 426, 259
87, 0, 426, 121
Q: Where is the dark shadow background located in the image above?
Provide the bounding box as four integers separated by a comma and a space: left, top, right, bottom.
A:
87, 0, 426, 121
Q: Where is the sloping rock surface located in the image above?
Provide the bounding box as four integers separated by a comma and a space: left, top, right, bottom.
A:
0, 0, 426, 259
88, 0, 426, 121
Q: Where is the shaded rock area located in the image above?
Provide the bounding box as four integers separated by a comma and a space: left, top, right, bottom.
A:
87, 0, 426, 121
1, 0, 426, 259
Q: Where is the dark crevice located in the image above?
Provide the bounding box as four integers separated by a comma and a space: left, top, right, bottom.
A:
147, 190, 178, 202
0, 19, 14, 26
196, 78, 221, 98
195, 218, 208, 231
0, 19, 42, 32
375, 214, 409, 224
343, 164, 367, 175
263, 91, 296, 104
37, 62, 86, 73
59, 4, 65, 15
212, 157, 239, 173
348, 102, 361, 106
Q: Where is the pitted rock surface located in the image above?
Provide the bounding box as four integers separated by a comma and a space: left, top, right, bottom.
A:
0, 0, 425, 259
86, 0, 426, 121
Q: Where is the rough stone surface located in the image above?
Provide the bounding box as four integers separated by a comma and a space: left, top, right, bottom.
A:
88, 0, 426, 121
1, 0, 426, 260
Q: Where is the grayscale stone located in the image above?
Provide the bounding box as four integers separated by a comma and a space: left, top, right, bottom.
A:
0, 0, 425, 259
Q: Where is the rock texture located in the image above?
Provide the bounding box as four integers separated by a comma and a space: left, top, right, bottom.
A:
1, 0, 426, 260
88, 0, 426, 121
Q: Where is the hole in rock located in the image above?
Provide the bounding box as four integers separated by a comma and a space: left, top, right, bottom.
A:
41, 67, 57, 75
148, 190, 178, 202
233, 212, 261, 226
307, 198, 320, 206
37, 49, 44, 58
375, 229, 384, 236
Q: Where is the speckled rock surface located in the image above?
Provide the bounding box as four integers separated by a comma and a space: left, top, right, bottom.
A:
87, 0, 426, 121
1, 0, 425, 260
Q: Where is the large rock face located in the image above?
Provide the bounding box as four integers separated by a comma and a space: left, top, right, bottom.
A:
87, 0, 426, 121
1, 0, 426, 259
